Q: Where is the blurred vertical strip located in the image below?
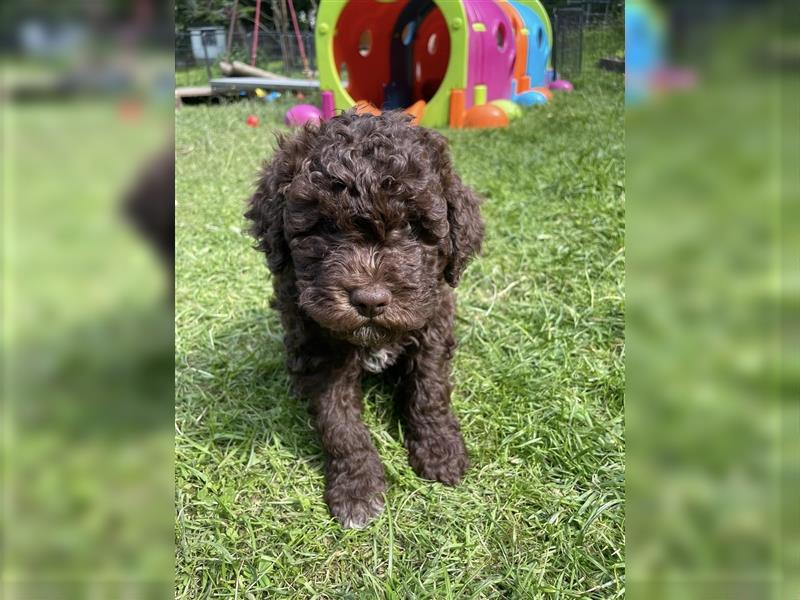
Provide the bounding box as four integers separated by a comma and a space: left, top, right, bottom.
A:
780, 0, 800, 592
626, 0, 797, 598
1, 0, 175, 598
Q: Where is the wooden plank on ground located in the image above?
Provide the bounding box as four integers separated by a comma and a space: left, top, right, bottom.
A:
175, 86, 214, 98
175, 85, 216, 108
210, 77, 320, 94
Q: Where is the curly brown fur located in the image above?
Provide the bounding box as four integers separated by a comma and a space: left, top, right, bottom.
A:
245, 110, 483, 529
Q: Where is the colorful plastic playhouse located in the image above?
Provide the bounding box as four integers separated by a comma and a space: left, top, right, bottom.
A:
314, 0, 557, 128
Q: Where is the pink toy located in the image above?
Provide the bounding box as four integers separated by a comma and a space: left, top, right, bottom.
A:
284, 104, 323, 127
321, 91, 335, 120
464, 0, 516, 109
549, 79, 574, 92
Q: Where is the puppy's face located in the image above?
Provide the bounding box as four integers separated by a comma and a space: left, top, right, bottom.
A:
285, 178, 446, 346
247, 111, 483, 347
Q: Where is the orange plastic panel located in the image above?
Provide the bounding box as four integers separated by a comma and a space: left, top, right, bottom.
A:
355, 100, 382, 116
498, 0, 529, 81
449, 88, 466, 128
404, 99, 427, 125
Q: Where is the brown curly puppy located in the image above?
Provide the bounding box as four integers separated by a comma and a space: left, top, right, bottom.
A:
245, 110, 483, 528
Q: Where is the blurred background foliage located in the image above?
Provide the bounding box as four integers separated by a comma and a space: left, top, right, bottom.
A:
2, 1, 175, 597
626, 2, 797, 598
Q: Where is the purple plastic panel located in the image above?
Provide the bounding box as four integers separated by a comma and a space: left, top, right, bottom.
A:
463, 0, 515, 109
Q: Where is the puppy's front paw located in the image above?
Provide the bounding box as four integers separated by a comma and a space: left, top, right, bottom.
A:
325, 456, 386, 529
328, 493, 385, 529
407, 429, 469, 486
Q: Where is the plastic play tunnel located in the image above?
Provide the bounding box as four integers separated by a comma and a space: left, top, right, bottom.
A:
315, 0, 552, 128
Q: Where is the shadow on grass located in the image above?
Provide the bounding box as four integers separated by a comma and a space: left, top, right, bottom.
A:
176, 307, 409, 487
177, 308, 322, 473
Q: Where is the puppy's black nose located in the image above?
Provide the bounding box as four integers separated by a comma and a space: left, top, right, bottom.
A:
350, 285, 391, 318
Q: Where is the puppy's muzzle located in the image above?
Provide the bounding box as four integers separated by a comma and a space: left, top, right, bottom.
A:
349, 284, 392, 318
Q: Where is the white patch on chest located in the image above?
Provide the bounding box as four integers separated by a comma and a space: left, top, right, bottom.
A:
360, 346, 400, 374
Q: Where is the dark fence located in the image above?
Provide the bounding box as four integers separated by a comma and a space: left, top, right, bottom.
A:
176, 30, 316, 86
552, 7, 585, 79
552, 0, 624, 77
563, 0, 623, 26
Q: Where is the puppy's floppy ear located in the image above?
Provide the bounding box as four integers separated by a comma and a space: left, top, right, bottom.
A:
245, 131, 309, 274
421, 128, 484, 287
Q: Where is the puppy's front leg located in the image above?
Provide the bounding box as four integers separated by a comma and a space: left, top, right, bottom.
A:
306, 360, 386, 529
399, 312, 469, 486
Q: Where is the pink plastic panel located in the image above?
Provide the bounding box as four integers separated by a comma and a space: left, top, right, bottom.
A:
464, 0, 515, 108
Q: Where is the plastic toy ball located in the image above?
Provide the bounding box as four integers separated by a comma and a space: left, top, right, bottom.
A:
255, 88, 267, 98
463, 104, 509, 129
515, 90, 548, 106
550, 79, 574, 92
490, 99, 522, 121
266, 91, 281, 102
532, 87, 554, 101
285, 104, 323, 127
246, 114, 260, 127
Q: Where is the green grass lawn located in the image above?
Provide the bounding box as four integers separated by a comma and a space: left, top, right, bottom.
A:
175, 66, 625, 597
5, 100, 174, 596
